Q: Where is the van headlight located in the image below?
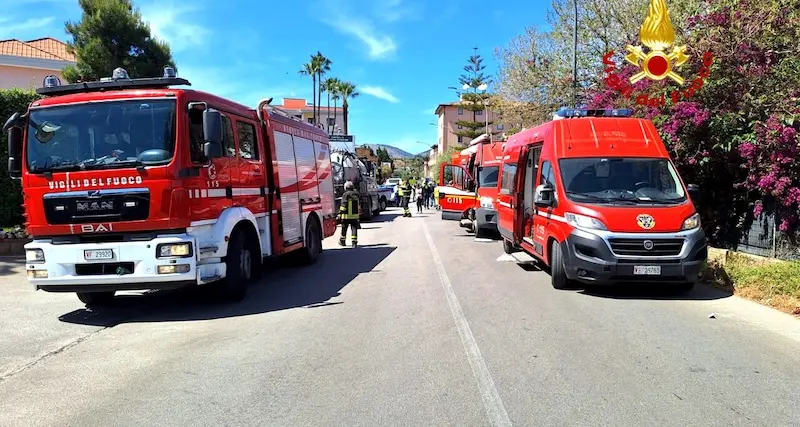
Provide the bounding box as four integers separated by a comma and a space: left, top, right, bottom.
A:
25, 248, 45, 263
564, 212, 608, 230
480, 196, 494, 209
681, 213, 701, 230
157, 242, 193, 258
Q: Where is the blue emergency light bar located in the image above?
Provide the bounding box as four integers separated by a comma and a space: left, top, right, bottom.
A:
554, 107, 634, 118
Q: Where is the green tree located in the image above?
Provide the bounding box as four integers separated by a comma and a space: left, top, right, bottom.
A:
299, 61, 317, 124
337, 81, 359, 134
62, 0, 175, 83
0, 89, 39, 226
313, 52, 332, 126
322, 77, 340, 134
376, 147, 392, 164
455, 49, 496, 141
432, 147, 462, 182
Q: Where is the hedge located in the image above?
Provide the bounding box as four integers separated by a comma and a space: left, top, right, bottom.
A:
0, 89, 40, 227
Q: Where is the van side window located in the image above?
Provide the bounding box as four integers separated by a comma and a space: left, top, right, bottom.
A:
540, 161, 555, 188
236, 121, 259, 160
222, 116, 236, 157
500, 163, 517, 195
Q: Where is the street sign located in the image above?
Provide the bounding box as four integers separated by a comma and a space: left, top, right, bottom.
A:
329, 135, 354, 143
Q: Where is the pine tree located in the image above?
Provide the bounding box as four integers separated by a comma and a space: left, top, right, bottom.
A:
62, 0, 176, 83
454, 49, 498, 142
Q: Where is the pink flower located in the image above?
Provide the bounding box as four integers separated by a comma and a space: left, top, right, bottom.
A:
753, 201, 763, 217
738, 142, 757, 160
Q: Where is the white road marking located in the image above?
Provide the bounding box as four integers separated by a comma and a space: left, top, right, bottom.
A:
422, 220, 513, 427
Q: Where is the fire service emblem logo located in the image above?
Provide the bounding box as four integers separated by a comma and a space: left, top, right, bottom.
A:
636, 214, 656, 230
602, 0, 713, 107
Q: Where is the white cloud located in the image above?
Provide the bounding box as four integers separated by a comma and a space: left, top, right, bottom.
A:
314, 0, 397, 60
373, 0, 419, 23
178, 65, 307, 108
362, 86, 400, 103
0, 17, 56, 39
140, 3, 210, 53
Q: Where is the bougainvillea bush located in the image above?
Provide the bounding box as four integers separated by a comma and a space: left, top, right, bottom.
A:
587, 0, 800, 246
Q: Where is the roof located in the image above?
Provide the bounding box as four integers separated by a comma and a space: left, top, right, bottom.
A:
279, 97, 341, 112
434, 102, 458, 115
0, 37, 76, 62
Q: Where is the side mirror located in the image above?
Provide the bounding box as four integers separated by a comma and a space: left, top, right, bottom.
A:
202, 109, 223, 159
7, 126, 23, 179
687, 183, 700, 203
534, 184, 555, 208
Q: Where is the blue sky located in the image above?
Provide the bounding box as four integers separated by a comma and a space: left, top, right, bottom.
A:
2, 0, 549, 154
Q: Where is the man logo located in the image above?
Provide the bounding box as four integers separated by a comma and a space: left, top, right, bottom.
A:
643, 239, 655, 250
636, 213, 656, 230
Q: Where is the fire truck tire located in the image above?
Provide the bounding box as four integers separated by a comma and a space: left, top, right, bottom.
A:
76, 291, 115, 306
550, 240, 570, 290
502, 238, 516, 254
218, 228, 254, 301
298, 217, 322, 265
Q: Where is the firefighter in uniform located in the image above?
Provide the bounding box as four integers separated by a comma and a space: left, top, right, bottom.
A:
399, 179, 413, 217
338, 181, 360, 247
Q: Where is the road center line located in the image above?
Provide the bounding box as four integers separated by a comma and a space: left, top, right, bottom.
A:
422, 220, 513, 427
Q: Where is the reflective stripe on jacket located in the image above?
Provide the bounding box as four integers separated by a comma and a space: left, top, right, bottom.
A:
339, 190, 360, 220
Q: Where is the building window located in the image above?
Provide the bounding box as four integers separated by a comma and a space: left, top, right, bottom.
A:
457, 124, 462, 130
497, 123, 505, 131
457, 107, 463, 115
457, 136, 463, 144
307, 117, 314, 124
327, 117, 335, 126
476, 110, 484, 116
236, 121, 259, 160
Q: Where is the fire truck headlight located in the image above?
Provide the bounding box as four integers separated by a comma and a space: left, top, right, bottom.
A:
157, 242, 193, 258
564, 212, 608, 231
26, 248, 45, 263
480, 196, 494, 209
681, 213, 701, 230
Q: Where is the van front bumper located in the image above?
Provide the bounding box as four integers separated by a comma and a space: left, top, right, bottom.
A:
24, 234, 204, 293
561, 227, 707, 285
475, 207, 498, 233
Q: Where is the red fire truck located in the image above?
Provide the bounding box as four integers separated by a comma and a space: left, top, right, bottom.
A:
493, 108, 706, 291
3, 67, 337, 305
437, 134, 503, 237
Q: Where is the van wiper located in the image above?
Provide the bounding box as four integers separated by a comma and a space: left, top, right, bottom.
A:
566, 191, 615, 203
635, 198, 683, 205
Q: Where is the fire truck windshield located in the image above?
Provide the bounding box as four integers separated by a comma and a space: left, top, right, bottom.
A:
478, 166, 499, 187
26, 99, 177, 173
558, 157, 687, 205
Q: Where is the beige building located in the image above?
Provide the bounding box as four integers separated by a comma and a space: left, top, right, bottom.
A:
0, 38, 76, 90
275, 98, 346, 135
434, 101, 501, 155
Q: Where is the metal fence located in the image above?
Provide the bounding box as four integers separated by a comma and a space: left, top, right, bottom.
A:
730, 208, 800, 260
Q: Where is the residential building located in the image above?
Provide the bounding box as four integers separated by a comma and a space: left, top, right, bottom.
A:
355, 146, 378, 165
0, 38, 76, 90
434, 101, 501, 154
425, 144, 437, 178
275, 98, 345, 135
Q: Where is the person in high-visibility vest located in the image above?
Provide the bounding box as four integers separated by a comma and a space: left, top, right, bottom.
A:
398, 180, 413, 217
433, 185, 440, 210
338, 181, 361, 247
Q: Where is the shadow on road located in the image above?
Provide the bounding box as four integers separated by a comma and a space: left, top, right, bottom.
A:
58, 245, 396, 327
579, 282, 732, 301
366, 211, 403, 223
0, 257, 25, 278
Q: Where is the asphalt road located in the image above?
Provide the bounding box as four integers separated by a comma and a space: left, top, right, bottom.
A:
1, 206, 799, 427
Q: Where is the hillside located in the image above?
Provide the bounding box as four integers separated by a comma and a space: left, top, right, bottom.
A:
330, 142, 415, 158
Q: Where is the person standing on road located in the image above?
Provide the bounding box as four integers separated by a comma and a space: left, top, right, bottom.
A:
416, 185, 424, 213
338, 181, 361, 247
399, 180, 412, 217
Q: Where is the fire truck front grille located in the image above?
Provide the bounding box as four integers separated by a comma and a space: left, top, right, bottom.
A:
43, 189, 150, 225
75, 262, 135, 276
607, 238, 684, 257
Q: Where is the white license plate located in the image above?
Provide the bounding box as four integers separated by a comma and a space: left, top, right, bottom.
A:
84, 249, 113, 260
633, 265, 661, 275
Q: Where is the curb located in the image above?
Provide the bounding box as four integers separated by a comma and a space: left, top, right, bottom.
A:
0, 239, 31, 256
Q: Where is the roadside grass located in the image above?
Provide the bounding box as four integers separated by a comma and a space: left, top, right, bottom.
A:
704, 251, 800, 316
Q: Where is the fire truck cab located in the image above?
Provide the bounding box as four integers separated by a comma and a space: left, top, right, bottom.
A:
437, 134, 503, 237
4, 67, 337, 305
495, 108, 707, 291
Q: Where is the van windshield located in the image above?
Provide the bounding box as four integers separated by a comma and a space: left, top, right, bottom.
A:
558, 157, 686, 205
479, 166, 499, 187
26, 99, 177, 174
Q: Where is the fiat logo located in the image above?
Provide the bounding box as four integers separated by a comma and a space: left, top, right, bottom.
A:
643, 240, 654, 250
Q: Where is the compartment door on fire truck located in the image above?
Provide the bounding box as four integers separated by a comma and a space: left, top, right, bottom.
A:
273, 130, 303, 243
438, 163, 476, 221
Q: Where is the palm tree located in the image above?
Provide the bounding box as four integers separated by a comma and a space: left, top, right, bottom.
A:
322, 78, 340, 134
298, 61, 317, 124
337, 81, 359, 135
313, 52, 331, 127
329, 78, 342, 134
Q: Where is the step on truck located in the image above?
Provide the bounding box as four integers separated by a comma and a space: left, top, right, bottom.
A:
4, 67, 337, 305
489, 108, 707, 291
437, 134, 503, 237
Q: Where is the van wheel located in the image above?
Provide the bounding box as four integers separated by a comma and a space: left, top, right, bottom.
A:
379, 197, 387, 211
550, 240, 570, 290
77, 291, 115, 306
298, 218, 322, 265
502, 238, 515, 254
217, 229, 253, 302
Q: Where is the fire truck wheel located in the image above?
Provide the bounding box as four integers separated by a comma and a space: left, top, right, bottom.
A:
298, 217, 322, 265
550, 240, 570, 290
379, 197, 387, 212
219, 229, 253, 301
76, 291, 115, 306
